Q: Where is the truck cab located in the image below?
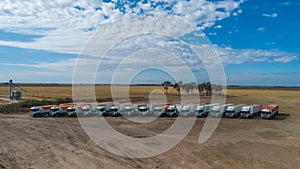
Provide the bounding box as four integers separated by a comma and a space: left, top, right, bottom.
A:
137, 104, 152, 117
49, 106, 67, 117
210, 104, 222, 118
96, 104, 109, 116
195, 105, 205, 118
165, 105, 178, 117
121, 105, 137, 117
66, 106, 78, 117
261, 104, 279, 119
109, 105, 121, 117
81, 105, 92, 116
178, 105, 194, 117
153, 105, 166, 117
30, 106, 48, 117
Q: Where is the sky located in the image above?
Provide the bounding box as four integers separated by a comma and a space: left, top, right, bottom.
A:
0, 0, 299, 86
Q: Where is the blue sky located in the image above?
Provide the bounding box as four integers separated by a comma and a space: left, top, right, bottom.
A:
0, 0, 299, 86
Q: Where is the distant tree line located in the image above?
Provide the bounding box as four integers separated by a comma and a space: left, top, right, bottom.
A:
161, 81, 223, 96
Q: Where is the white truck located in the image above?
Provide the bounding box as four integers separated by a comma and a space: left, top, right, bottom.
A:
137, 104, 152, 117
210, 104, 234, 118
178, 105, 195, 117
240, 104, 262, 119
261, 104, 279, 119
197, 104, 218, 118
225, 104, 246, 118
66, 106, 80, 117
81, 105, 93, 116
194, 104, 205, 118
96, 102, 112, 116
49, 106, 67, 117
120, 105, 138, 117
165, 105, 178, 117
153, 105, 166, 117
108, 104, 121, 117
29, 105, 53, 117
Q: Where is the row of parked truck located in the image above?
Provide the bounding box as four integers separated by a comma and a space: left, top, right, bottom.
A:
29, 102, 279, 120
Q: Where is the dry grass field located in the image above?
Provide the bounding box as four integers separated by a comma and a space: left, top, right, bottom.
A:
0, 85, 300, 169
1, 84, 300, 100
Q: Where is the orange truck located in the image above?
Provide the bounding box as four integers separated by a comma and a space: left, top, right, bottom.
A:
261, 104, 279, 119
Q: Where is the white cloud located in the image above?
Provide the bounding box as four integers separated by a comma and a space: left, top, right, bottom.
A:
214, 25, 222, 29
216, 46, 298, 64
0, 0, 244, 54
262, 13, 278, 18
257, 27, 265, 32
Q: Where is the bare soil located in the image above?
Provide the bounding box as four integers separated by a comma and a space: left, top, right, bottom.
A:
0, 94, 300, 169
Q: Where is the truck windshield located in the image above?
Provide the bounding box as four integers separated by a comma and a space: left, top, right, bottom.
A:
51, 108, 59, 112
124, 107, 133, 111
31, 108, 39, 112
67, 108, 75, 112
110, 107, 118, 111
241, 111, 250, 114
166, 108, 175, 112
181, 109, 189, 112
139, 108, 148, 112
82, 108, 90, 112
98, 107, 106, 111
261, 110, 271, 114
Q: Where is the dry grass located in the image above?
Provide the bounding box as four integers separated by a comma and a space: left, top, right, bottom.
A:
1, 84, 299, 102
226, 88, 300, 98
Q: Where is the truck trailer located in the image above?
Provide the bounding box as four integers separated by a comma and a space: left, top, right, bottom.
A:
261, 104, 279, 119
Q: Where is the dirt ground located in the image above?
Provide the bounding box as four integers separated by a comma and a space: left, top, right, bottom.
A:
0, 93, 300, 169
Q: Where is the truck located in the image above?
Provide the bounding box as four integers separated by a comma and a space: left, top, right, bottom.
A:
137, 104, 152, 117
120, 104, 137, 117
178, 105, 195, 117
96, 102, 112, 116
81, 105, 93, 116
240, 104, 262, 119
261, 104, 279, 119
165, 105, 178, 117
49, 106, 67, 117
66, 106, 80, 117
198, 104, 218, 118
225, 104, 246, 118
29, 105, 53, 117
194, 104, 206, 118
210, 104, 234, 118
108, 104, 122, 117
153, 105, 166, 117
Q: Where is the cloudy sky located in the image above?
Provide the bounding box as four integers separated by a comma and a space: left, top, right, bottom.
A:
0, 0, 299, 86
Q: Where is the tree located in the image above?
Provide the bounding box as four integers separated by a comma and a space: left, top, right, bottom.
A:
182, 83, 192, 94
173, 82, 181, 95
198, 83, 205, 94
161, 81, 173, 95
190, 82, 197, 94
204, 82, 212, 96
